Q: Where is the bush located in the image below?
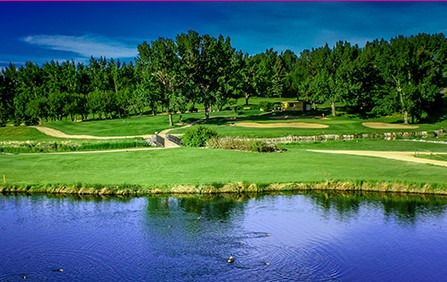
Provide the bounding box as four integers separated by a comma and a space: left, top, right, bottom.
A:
249, 140, 278, 152
208, 138, 280, 153
259, 101, 274, 112
182, 125, 219, 147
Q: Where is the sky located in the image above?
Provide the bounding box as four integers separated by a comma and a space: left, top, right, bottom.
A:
1, 2, 447, 68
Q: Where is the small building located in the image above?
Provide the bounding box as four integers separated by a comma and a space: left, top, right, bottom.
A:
281, 100, 310, 112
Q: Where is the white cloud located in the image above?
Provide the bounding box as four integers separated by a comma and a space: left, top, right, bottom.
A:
22, 34, 137, 58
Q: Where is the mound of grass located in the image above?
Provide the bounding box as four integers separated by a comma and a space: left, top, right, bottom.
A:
0, 126, 55, 142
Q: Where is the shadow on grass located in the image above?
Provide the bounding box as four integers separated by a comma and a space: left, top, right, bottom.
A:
182, 110, 328, 126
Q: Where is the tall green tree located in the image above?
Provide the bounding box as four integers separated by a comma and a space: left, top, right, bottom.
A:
377, 34, 446, 123
151, 37, 185, 126
281, 49, 299, 97
135, 41, 160, 115
331, 41, 361, 116
177, 30, 234, 122
237, 53, 258, 106
0, 63, 18, 126
15, 62, 44, 125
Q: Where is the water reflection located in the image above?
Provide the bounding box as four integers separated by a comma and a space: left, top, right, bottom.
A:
1, 191, 447, 281
305, 191, 447, 225
145, 194, 250, 219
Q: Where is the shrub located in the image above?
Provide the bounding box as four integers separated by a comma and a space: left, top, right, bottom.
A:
259, 101, 274, 112
208, 138, 280, 153
182, 125, 219, 147
249, 140, 278, 152
207, 136, 222, 149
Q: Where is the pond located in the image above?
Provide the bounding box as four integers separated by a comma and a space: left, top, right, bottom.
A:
1, 191, 447, 281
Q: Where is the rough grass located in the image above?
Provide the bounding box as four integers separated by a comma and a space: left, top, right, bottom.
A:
0, 137, 149, 153
1, 140, 446, 195
416, 153, 447, 162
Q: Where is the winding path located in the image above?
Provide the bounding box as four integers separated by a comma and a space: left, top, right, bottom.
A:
31, 125, 182, 148
308, 150, 447, 167
31, 126, 154, 140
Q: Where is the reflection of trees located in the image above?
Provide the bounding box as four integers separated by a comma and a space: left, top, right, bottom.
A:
144, 194, 250, 221
146, 197, 173, 218
142, 194, 249, 240
309, 192, 361, 220
381, 195, 447, 224
178, 195, 243, 221
305, 191, 447, 224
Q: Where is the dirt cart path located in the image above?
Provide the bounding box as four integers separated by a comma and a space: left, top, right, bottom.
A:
309, 150, 447, 167
31, 125, 183, 148
31, 126, 153, 140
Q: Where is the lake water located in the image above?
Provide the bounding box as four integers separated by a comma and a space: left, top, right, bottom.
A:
1, 192, 447, 281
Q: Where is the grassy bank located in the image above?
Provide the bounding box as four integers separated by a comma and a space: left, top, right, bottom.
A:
2, 181, 445, 196
0, 138, 149, 153
1, 140, 446, 195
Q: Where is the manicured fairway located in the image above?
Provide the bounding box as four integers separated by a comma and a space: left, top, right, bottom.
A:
1, 140, 446, 190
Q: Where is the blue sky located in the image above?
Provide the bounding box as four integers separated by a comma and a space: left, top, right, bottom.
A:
1, 2, 447, 68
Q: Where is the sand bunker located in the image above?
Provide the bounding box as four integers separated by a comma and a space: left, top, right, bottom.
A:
362, 122, 419, 129
234, 122, 328, 129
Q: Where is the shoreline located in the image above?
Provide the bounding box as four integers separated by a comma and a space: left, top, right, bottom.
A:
1, 181, 446, 196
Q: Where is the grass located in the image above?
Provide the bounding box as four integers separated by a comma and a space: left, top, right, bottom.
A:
0, 126, 56, 142
0, 138, 149, 153
1, 140, 446, 194
6, 96, 444, 139
43, 115, 176, 136
1, 97, 447, 195
172, 113, 447, 138
283, 139, 447, 153
0, 125, 150, 153
416, 153, 447, 162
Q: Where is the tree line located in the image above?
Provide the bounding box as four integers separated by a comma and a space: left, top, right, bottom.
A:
1, 31, 446, 126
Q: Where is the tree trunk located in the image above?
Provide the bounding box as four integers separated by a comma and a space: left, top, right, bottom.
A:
205, 105, 210, 123
168, 112, 173, 127
403, 111, 408, 124
245, 94, 250, 106
331, 101, 336, 117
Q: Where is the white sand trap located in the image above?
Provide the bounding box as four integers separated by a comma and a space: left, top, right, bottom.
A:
362, 122, 419, 129
234, 122, 328, 129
